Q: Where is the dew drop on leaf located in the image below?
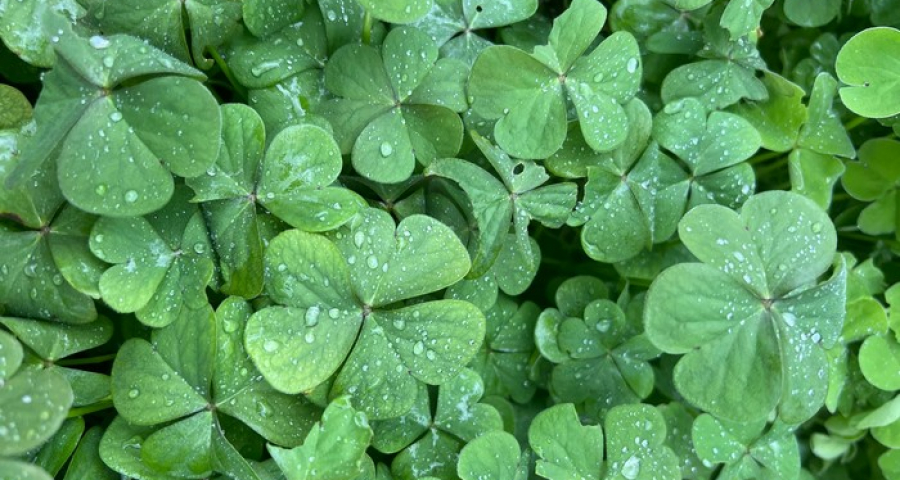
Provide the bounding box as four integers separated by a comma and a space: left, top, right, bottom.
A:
328, 308, 340, 319
304, 331, 315, 343
380, 142, 393, 157
223, 319, 238, 333
263, 340, 280, 352
354, 231, 365, 248
89, 35, 110, 49
596, 320, 611, 333
109, 111, 123, 122
393, 319, 406, 330
626, 57, 638, 74
193, 243, 206, 254
127, 388, 140, 399
366, 255, 379, 269
783, 312, 797, 327
102, 56, 114, 68
124, 190, 139, 203
305, 306, 321, 327
622, 455, 640, 480
95, 184, 108, 196
811, 222, 823, 233
413, 341, 425, 355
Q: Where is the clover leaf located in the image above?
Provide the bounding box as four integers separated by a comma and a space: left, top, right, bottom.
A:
836, 27, 900, 119
427, 133, 576, 278
528, 402, 681, 480
720, 0, 773, 40
2, 316, 112, 406
370, 369, 502, 479
187, 104, 364, 297
692, 415, 800, 479
62, 427, 118, 480
646, 190, 845, 424
469, 295, 539, 403
80, 0, 242, 68
0, 330, 74, 458
7, 13, 221, 217
107, 298, 320, 478
0, 0, 82, 67
411, 0, 538, 66
0, 128, 101, 323
468, 0, 641, 158
457, 430, 528, 480
245, 207, 484, 419
358, 0, 432, 24
319, 26, 466, 183
269, 397, 372, 480
842, 138, 900, 239
90, 186, 215, 328
653, 96, 761, 210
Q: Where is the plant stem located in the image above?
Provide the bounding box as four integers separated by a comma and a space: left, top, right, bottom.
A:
749, 150, 785, 165
67, 399, 114, 418
754, 157, 789, 178
208, 46, 247, 101
844, 115, 869, 131
57, 353, 117, 367
362, 11, 373, 45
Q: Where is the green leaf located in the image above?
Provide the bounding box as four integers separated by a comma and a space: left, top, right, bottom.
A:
243, 0, 305, 37
269, 397, 372, 480
358, 0, 431, 24
784, 0, 840, 27
693, 415, 800, 479
0, 316, 112, 361
0, 460, 53, 480
63, 427, 118, 480
836, 27, 900, 119
0, 367, 73, 456
0, 0, 82, 67
457, 431, 526, 480
860, 334, 900, 391
529, 403, 604, 480
720, 0, 775, 40
34, 417, 84, 476
0, 84, 32, 129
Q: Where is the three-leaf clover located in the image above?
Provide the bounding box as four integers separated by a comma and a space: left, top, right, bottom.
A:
107, 298, 320, 478
842, 138, 900, 239
645, 190, 846, 424
187, 104, 364, 298
318, 25, 467, 183
528, 402, 681, 479
692, 414, 800, 479
7, 13, 221, 217
90, 186, 215, 328
468, 0, 642, 158
245, 207, 485, 419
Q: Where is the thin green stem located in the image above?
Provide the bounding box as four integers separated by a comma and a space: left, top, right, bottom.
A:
754, 157, 788, 179
67, 399, 113, 418
748, 150, 785, 165
362, 10, 373, 45
57, 353, 117, 367
844, 115, 869, 132
208, 46, 247, 101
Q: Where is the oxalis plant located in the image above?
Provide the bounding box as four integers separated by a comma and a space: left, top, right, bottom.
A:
2, 0, 900, 479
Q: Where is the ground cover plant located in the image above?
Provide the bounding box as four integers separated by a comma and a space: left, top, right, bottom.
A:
2, 0, 900, 478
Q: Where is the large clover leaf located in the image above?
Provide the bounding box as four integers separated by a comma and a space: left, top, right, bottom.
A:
107, 298, 320, 479
692, 415, 799, 479
245, 208, 485, 419
528, 403, 681, 480
318, 26, 467, 183
0, 330, 74, 458
836, 27, 900, 119
842, 138, 900, 239
457, 430, 528, 480
370, 369, 502, 479
732, 72, 854, 208
468, 0, 641, 159
0, 127, 101, 324
79, 0, 242, 68
187, 104, 364, 298
645, 191, 846, 424
411, 0, 538, 66
427, 133, 576, 278
7, 13, 221, 217
90, 186, 215, 328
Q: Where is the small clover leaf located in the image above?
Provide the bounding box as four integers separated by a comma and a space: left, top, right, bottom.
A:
836, 27, 900, 119
658, 403, 714, 479
243, 0, 305, 38
81, 0, 242, 68
692, 415, 800, 479
646, 191, 845, 424
427, 133, 576, 278
457, 430, 528, 480
0, 330, 74, 457
469, 296, 539, 403
411, 0, 538, 66
246, 208, 484, 419
842, 138, 900, 238
319, 26, 466, 183
528, 403, 681, 480
784, 0, 841, 27
468, 0, 641, 158
0, 0, 82, 67
0, 84, 32, 129
7, 13, 221, 217
269, 397, 372, 480
720, 0, 774, 40
371, 369, 503, 479
62, 427, 118, 480
90, 186, 215, 328
187, 104, 364, 297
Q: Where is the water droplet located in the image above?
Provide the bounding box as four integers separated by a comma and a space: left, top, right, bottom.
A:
95, 184, 108, 196
89, 35, 110, 49
102, 55, 115, 68
304, 331, 316, 343
128, 388, 140, 399
393, 319, 406, 330
21, 395, 32, 404
23, 263, 37, 277
663, 101, 683, 114
811, 222, 823, 233
622, 455, 640, 480
413, 341, 425, 356
425, 350, 436, 360
223, 319, 238, 333
326, 9, 337, 21
328, 308, 340, 319
626, 57, 638, 74
109, 111, 123, 122
593, 72, 604, 82
305, 306, 321, 327
263, 340, 280, 352
596, 320, 611, 333
380, 142, 393, 157
354, 231, 365, 248
51, 274, 63, 286
782, 312, 797, 327
124, 190, 139, 203
366, 255, 379, 269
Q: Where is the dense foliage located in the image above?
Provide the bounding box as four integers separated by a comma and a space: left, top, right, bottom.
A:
1, 0, 900, 478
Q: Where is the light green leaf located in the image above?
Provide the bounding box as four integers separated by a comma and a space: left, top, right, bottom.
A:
529, 403, 604, 480
243, 0, 305, 37
836, 27, 900, 119
0, 0, 82, 67
0, 367, 73, 456
0, 316, 112, 361
860, 334, 900, 391
720, 0, 774, 40
63, 427, 118, 480
457, 431, 526, 480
